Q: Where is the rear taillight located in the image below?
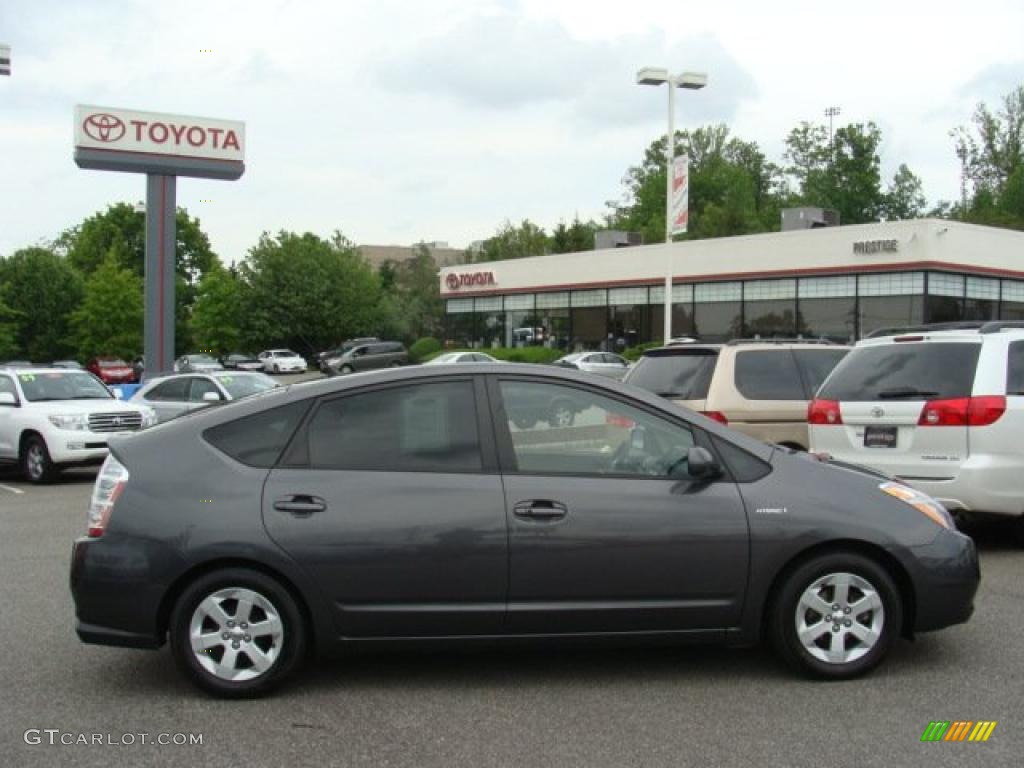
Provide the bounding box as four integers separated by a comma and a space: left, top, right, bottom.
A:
87, 455, 129, 537
917, 396, 1005, 427
700, 410, 729, 425
808, 399, 843, 425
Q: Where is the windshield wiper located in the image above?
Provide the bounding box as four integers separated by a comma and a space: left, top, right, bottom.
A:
655, 392, 686, 398
70, 395, 111, 399
876, 387, 939, 399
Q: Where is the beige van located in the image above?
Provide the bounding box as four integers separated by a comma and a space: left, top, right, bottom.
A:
624, 341, 849, 450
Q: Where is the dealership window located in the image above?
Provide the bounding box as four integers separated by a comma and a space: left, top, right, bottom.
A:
536, 293, 571, 349
693, 282, 742, 342
926, 272, 965, 323
743, 279, 796, 338
445, 298, 475, 348
503, 294, 539, 347
608, 287, 650, 349
474, 296, 505, 349
650, 284, 695, 340
570, 290, 608, 350
308, 382, 482, 472
1001, 280, 1024, 319
797, 276, 856, 342
857, 272, 924, 337
964, 277, 999, 321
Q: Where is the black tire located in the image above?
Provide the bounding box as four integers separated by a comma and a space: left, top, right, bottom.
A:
273, 364, 280, 374
769, 552, 901, 680
340, 365, 354, 375
22, 434, 58, 484
169, 568, 306, 698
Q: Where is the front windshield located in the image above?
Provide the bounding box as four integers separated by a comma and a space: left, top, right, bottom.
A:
427, 353, 459, 365
18, 371, 113, 401
214, 373, 279, 399
190, 354, 218, 364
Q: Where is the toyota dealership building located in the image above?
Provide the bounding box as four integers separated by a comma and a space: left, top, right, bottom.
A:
438, 219, 1024, 350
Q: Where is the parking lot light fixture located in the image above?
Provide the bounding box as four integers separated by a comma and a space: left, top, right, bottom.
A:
636, 66, 708, 343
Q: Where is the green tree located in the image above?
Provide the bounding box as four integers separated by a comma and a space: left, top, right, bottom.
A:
190, 265, 244, 355
549, 217, 598, 253
882, 164, 927, 220
388, 243, 445, 340
613, 124, 782, 242
0, 246, 83, 361
239, 231, 383, 355
472, 220, 549, 262
70, 253, 144, 361
57, 202, 220, 353
0, 298, 20, 359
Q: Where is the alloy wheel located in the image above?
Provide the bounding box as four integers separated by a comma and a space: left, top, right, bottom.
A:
188, 587, 284, 682
795, 572, 884, 665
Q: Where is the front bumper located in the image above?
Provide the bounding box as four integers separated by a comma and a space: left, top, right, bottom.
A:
907, 528, 980, 633
47, 429, 139, 464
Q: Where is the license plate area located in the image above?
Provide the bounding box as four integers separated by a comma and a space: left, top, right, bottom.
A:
864, 426, 898, 448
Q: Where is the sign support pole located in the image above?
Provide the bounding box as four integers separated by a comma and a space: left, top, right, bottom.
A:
144, 174, 177, 375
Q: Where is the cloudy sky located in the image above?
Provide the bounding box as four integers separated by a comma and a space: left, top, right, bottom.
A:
2, 0, 1022, 264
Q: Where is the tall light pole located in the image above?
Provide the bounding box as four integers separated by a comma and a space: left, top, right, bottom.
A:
637, 67, 707, 343
825, 106, 841, 162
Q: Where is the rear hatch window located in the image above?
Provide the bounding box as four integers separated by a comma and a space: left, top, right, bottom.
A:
626, 349, 718, 400
819, 343, 980, 401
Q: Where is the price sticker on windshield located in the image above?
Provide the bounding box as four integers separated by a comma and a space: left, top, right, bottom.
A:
19, 374, 35, 382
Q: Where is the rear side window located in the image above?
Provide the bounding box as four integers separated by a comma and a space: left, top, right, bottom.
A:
793, 349, 849, 397
307, 381, 482, 472
734, 350, 804, 401
818, 342, 981, 402
204, 400, 309, 467
626, 351, 718, 399
1007, 341, 1024, 395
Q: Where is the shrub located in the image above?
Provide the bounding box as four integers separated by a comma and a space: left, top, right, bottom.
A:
622, 341, 663, 361
409, 336, 442, 362
422, 346, 564, 365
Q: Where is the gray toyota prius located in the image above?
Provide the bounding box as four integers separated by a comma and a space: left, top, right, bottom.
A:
70, 364, 979, 697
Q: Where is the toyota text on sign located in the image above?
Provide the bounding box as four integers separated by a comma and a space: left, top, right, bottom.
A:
74, 106, 245, 163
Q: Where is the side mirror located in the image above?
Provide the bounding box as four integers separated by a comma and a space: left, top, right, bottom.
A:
0, 392, 17, 406
202, 391, 222, 402
686, 446, 721, 480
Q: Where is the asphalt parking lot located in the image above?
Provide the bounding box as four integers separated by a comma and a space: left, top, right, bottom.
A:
0, 462, 1021, 767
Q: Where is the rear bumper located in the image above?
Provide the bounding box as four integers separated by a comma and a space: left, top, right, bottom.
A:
70, 536, 170, 650
902, 459, 1024, 518
907, 529, 980, 633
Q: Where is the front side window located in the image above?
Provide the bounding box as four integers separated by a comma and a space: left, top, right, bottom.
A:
308, 381, 482, 472
0, 375, 17, 401
147, 378, 189, 402
189, 377, 222, 402
498, 380, 695, 477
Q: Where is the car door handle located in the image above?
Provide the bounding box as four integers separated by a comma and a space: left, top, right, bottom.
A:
273, 495, 326, 516
513, 500, 568, 521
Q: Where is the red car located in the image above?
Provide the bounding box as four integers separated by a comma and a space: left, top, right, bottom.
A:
86, 357, 136, 384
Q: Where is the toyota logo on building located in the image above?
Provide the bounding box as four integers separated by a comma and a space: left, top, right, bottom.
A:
446, 273, 460, 290
82, 113, 126, 143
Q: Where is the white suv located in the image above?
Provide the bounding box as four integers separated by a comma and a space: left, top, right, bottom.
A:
809, 322, 1024, 534
0, 367, 156, 483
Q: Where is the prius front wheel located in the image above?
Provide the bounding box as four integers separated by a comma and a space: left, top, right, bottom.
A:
771, 553, 901, 679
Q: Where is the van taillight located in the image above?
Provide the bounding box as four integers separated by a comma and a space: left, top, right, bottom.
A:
808, 399, 843, 425
700, 410, 729, 425
918, 396, 1005, 427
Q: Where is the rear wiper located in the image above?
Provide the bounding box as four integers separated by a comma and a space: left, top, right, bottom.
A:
655, 392, 685, 398
876, 387, 939, 399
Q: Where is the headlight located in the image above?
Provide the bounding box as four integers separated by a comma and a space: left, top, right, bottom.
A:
879, 481, 954, 530
48, 413, 89, 431
139, 408, 158, 428
327, 357, 342, 366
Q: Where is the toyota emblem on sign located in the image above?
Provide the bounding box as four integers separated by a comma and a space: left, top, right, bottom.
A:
82, 113, 126, 143
446, 273, 460, 290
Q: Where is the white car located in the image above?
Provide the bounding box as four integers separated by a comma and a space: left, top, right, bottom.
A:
0, 367, 156, 483
425, 352, 501, 365
130, 371, 279, 423
554, 352, 631, 380
809, 321, 1024, 533
258, 349, 308, 374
